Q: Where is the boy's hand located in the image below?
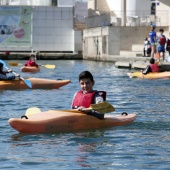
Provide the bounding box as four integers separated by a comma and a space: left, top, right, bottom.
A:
77, 106, 85, 111
15, 74, 20, 77
8, 69, 13, 73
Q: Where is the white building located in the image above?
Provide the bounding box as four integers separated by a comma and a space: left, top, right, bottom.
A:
0, 0, 88, 53
83, 0, 170, 61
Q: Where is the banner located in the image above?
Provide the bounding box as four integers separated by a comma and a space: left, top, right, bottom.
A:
0, 6, 32, 47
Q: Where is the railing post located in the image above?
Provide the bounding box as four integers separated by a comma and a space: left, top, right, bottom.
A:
121, 0, 126, 26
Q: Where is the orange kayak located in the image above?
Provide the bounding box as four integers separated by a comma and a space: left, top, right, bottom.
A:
0, 78, 70, 90
21, 66, 40, 73
8, 110, 137, 133
127, 71, 170, 79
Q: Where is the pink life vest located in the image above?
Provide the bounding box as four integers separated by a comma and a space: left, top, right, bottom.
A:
72, 90, 106, 109
150, 64, 160, 72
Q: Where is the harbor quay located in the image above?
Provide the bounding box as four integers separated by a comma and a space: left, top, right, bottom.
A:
1, 51, 170, 71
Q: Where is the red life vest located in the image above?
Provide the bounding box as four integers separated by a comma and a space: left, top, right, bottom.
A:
72, 90, 106, 109
24, 60, 39, 67
150, 63, 160, 72
159, 35, 166, 45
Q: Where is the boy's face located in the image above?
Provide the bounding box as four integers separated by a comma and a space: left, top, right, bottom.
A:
79, 78, 94, 93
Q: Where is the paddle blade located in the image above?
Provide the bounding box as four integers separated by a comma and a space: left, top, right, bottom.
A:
24, 79, 32, 88
20, 77, 32, 88
85, 102, 115, 113
8, 62, 18, 66
42, 65, 55, 69
25, 107, 41, 116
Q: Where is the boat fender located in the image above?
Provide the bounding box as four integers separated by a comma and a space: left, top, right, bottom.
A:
122, 112, 128, 116
21, 115, 28, 119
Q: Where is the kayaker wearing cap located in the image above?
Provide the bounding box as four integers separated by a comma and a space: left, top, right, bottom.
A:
0, 63, 20, 80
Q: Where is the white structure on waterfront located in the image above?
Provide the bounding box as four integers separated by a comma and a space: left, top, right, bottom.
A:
88, 0, 170, 27
0, 0, 88, 53
0, 0, 87, 6
83, 0, 170, 61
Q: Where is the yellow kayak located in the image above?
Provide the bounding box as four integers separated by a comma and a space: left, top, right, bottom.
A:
127, 72, 170, 79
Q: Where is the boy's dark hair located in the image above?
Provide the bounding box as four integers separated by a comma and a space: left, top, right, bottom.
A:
79, 71, 94, 82
159, 28, 164, 33
150, 58, 155, 64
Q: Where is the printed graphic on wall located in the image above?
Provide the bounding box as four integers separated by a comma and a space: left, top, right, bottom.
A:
0, 6, 32, 47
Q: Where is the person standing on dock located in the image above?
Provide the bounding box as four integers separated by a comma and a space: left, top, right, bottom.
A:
157, 29, 166, 62
149, 24, 157, 58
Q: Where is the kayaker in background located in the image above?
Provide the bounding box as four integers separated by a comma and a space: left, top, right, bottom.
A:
142, 58, 160, 75
24, 55, 39, 67
71, 70, 106, 119
0, 63, 20, 80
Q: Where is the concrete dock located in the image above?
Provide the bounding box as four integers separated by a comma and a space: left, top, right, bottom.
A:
1, 52, 170, 71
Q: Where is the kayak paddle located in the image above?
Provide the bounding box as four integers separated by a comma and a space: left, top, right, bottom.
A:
8, 61, 19, 66
62, 102, 115, 114
25, 107, 41, 116
25, 102, 115, 117
8, 61, 55, 69
0, 60, 32, 88
41, 64, 55, 69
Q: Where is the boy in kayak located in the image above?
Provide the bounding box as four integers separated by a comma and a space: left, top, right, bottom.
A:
142, 58, 160, 75
71, 70, 106, 119
24, 55, 39, 67
0, 63, 20, 80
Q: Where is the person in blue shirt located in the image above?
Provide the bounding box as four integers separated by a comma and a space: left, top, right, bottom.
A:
0, 63, 20, 80
149, 25, 157, 58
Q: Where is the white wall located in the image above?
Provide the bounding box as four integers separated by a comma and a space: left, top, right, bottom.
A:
88, 0, 95, 10
58, 0, 74, 7
32, 7, 74, 52
9, 0, 51, 6
0, 6, 82, 52
106, 0, 150, 17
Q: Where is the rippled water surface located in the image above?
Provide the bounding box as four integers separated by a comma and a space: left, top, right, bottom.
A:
1, 60, 170, 169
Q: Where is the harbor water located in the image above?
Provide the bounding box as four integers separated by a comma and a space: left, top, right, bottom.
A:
1, 59, 170, 169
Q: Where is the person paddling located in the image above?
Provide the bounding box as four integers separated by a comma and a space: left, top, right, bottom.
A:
142, 58, 160, 75
0, 63, 20, 80
24, 54, 39, 67
71, 70, 106, 119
